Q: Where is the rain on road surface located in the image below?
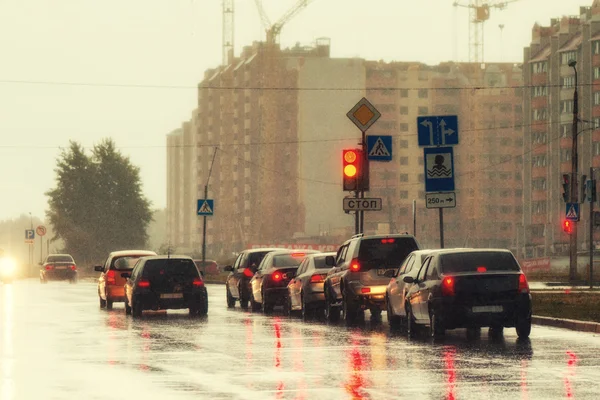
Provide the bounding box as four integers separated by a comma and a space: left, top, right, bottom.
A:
1, 280, 600, 399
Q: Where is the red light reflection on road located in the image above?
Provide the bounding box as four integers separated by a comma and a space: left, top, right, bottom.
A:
273, 318, 285, 399
520, 359, 529, 400
344, 335, 371, 400
291, 327, 306, 400
443, 346, 457, 400
564, 351, 578, 399
139, 325, 151, 371
107, 312, 119, 366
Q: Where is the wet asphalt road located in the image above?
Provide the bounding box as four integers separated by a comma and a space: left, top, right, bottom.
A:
1, 280, 600, 399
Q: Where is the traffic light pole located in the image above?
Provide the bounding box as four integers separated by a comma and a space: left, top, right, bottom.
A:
569, 60, 578, 282
354, 190, 359, 235
589, 166, 594, 289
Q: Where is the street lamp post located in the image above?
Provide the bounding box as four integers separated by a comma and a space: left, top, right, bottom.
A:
569, 60, 579, 282
201, 148, 218, 276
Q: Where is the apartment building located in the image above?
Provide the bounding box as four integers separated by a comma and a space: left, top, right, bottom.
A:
522, 3, 600, 259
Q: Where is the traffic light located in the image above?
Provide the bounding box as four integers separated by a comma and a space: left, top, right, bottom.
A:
563, 219, 574, 235
562, 174, 570, 203
342, 149, 369, 191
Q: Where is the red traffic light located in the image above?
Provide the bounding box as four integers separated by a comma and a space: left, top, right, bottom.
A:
343, 149, 361, 191
563, 220, 574, 234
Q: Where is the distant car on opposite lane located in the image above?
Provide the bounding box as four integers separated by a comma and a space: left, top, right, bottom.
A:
40, 254, 77, 284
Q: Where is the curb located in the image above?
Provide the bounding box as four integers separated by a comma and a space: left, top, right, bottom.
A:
532, 315, 600, 333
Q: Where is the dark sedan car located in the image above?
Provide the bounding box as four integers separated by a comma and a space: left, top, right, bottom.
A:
404, 248, 532, 339
123, 255, 208, 318
286, 252, 336, 320
249, 249, 320, 313
40, 254, 77, 284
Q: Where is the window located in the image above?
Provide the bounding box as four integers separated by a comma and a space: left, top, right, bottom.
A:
400, 157, 408, 165
515, 189, 523, 198
532, 201, 546, 214
561, 76, 575, 89
532, 62, 547, 74
594, 67, 600, 80
400, 106, 408, 115
594, 92, 600, 106
399, 190, 408, 199
561, 100, 574, 114
400, 140, 408, 148
532, 178, 547, 190
500, 206, 512, 214
515, 105, 523, 114
533, 108, 547, 121
594, 41, 600, 55
594, 142, 600, 156
532, 155, 547, 167
595, 118, 600, 129
532, 132, 547, 144
418, 107, 429, 115
400, 174, 409, 182
561, 51, 577, 65
532, 86, 548, 96
531, 224, 545, 237
400, 123, 409, 132
418, 89, 428, 98
561, 124, 570, 138
400, 89, 409, 98
560, 149, 571, 162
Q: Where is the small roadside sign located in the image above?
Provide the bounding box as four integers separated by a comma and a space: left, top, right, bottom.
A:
36, 226, 47, 237
343, 198, 382, 212
424, 147, 455, 192
347, 98, 381, 133
197, 199, 214, 216
367, 135, 392, 161
566, 203, 579, 221
425, 192, 456, 209
25, 229, 35, 244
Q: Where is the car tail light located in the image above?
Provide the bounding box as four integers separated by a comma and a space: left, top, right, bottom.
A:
518, 274, 529, 294
45, 265, 53, 270
310, 274, 326, 283
193, 277, 204, 287
272, 271, 283, 282
476, 266, 487, 273
291, 252, 306, 258
243, 268, 254, 278
381, 238, 396, 244
441, 276, 455, 296
137, 279, 150, 288
361, 287, 371, 294
70, 265, 77, 271
106, 270, 116, 285
349, 258, 360, 272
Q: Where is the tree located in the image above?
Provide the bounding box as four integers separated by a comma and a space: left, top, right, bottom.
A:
46, 139, 152, 264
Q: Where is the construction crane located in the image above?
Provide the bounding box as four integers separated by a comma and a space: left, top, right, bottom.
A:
453, 0, 519, 63
253, 0, 318, 45
222, 0, 234, 65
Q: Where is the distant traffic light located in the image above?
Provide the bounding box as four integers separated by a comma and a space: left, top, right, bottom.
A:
342, 149, 369, 191
563, 219, 574, 235
562, 174, 570, 203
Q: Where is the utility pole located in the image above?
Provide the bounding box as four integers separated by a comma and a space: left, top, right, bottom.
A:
589, 167, 595, 289
569, 60, 579, 282
201, 148, 218, 276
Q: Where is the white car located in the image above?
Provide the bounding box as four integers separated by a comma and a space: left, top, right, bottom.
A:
0, 256, 18, 283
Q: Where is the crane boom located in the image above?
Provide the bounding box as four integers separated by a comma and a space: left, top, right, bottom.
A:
254, 0, 318, 45
253, 0, 272, 30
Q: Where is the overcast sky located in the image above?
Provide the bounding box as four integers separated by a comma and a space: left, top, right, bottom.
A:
0, 0, 586, 221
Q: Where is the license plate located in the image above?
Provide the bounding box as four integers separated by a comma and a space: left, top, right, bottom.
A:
472, 305, 503, 313
376, 269, 386, 276
160, 293, 183, 299
56, 266, 67, 270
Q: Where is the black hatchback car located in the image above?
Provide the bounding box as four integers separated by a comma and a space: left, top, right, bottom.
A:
404, 248, 532, 339
123, 255, 208, 318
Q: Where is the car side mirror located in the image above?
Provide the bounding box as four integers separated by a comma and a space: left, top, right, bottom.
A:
94, 266, 104, 272
121, 272, 131, 279
223, 265, 233, 272
403, 276, 415, 284
325, 256, 335, 266
384, 269, 396, 278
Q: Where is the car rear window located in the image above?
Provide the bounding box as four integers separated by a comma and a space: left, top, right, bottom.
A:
112, 256, 146, 270
47, 255, 74, 263
273, 254, 307, 267
143, 259, 200, 279
357, 238, 419, 269
314, 256, 333, 268
440, 252, 520, 274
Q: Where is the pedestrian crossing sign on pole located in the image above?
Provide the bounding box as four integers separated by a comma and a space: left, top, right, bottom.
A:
565, 202, 579, 221
197, 199, 214, 216
367, 135, 392, 161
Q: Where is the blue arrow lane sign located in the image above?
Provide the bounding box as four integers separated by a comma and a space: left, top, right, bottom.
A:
424, 147, 455, 192
197, 199, 214, 216
566, 203, 579, 221
417, 115, 459, 146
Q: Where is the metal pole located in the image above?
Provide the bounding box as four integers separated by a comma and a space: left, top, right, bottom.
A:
569, 60, 579, 282
412, 199, 417, 236
201, 147, 218, 276
360, 130, 367, 235
590, 167, 594, 289
40, 234, 43, 264
439, 208, 444, 248
354, 191, 359, 235
359, 191, 364, 234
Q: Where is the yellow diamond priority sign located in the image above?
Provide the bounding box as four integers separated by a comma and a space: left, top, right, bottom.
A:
347, 97, 381, 132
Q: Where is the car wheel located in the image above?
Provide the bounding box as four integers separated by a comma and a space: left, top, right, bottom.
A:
466, 327, 481, 341
106, 299, 114, 310
226, 285, 236, 309
99, 295, 107, 309
406, 303, 417, 339
516, 316, 532, 339
250, 290, 261, 312
387, 296, 403, 331
40, 277, 47, 284
124, 298, 132, 315
429, 309, 445, 339
262, 290, 274, 314
325, 289, 340, 323
489, 324, 504, 339
132, 297, 143, 318
370, 308, 382, 324
301, 294, 313, 321
69, 277, 77, 284
198, 292, 209, 316
343, 296, 358, 325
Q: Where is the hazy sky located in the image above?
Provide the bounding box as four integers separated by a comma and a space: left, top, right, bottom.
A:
0, 0, 585, 221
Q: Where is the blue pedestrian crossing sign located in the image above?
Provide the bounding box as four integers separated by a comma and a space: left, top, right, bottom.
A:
424, 147, 455, 192
197, 199, 214, 216
565, 203, 579, 221
367, 135, 392, 161
417, 115, 459, 146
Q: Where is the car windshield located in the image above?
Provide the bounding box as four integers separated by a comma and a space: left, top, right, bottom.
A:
112, 256, 146, 270
440, 252, 521, 274
142, 259, 200, 279
46, 255, 73, 263
358, 238, 419, 269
